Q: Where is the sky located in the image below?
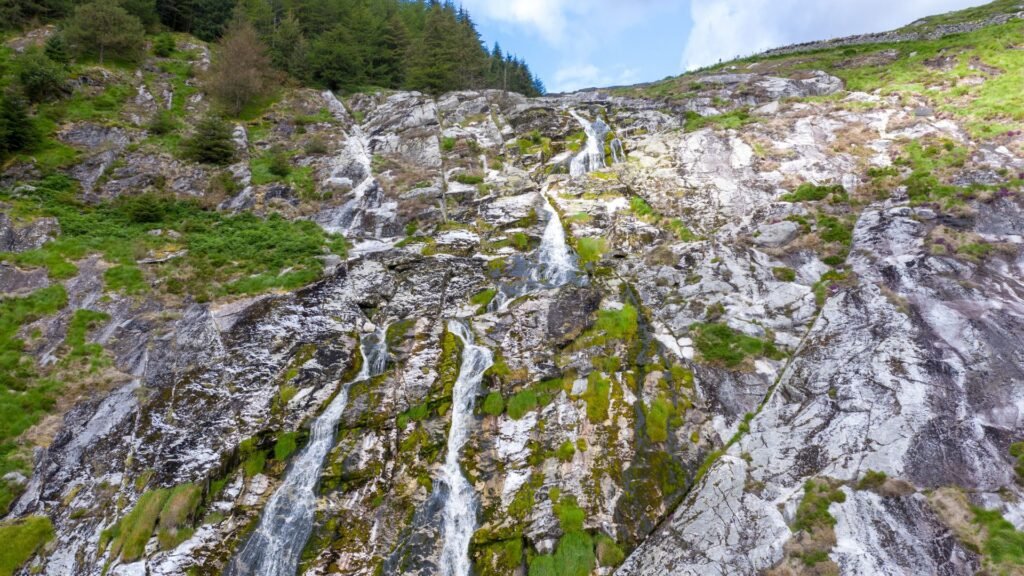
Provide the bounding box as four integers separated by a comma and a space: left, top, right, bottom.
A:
459, 0, 991, 93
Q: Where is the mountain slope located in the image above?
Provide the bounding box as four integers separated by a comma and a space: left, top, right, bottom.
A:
1, 2, 1023, 576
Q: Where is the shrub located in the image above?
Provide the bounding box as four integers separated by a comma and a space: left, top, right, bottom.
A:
182, 116, 235, 165
147, 110, 178, 136
781, 183, 847, 203
15, 51, 67, 103
304, 135, 328, 155
266, 146, 291, 177
595, 534, 625, 567
0, 91, 38, 158
153, 33, 176, 57
856, 470, 888, 490
792, 479, 846, 533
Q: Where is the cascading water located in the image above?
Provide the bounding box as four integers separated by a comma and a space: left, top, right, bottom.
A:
536, 192, 577, 286
436, 320, 494, 576
226, 326, 389, 576
568, 110, 624, 178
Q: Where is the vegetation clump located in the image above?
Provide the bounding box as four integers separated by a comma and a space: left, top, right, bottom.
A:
691, 323, 782, 367
0, 516, 54, 576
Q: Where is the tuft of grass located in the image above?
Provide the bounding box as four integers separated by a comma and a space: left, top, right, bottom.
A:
856, 470, 888, 491
792, 479, 846, 533
273, 431, 298, 461
0, 516, 54, 576
971, 506, 1024, 565
574, 237, 606, 266
482, 391, 504, 416
555, 440, 576, 462
781, 183, 848, 203
582, 372, 610, 424
691, 323, 782, 367
507, 390, 539, 420
594, 305, 638, 341
644, 396, 673, 443
772, 267, 797, 282
684, 109, 756, 132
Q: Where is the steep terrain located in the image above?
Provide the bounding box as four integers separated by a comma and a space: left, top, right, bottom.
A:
2, 3, 1024, 576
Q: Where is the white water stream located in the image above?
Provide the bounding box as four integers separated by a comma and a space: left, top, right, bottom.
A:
436, 320, 494, 576
227, 327, 389, 576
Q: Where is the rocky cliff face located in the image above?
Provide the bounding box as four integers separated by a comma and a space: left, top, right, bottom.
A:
2, 8, 1024, 576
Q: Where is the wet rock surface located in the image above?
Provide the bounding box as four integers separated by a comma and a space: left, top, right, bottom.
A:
1, 20, 1023, 576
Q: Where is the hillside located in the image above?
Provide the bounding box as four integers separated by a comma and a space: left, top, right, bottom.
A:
1, 1, 1024, 576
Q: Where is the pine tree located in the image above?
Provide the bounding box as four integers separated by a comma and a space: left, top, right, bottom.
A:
404, 2, 458, 94
182, 115, 235, 165
270, 12, 311, 82
0, 89, 37, 157
43, 33, 70, 64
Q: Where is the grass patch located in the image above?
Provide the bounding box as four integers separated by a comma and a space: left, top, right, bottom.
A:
0, 176, 347, 301
0, 516, 54, 576
274, 431, 298, 461
482, 391, 504, 416
684, 109, 755, 132
792, 479, 846, 533
781, 183, 848, 203
971, 506, 1024, 566
691, 322, 782, 367
574, 237, 606, 266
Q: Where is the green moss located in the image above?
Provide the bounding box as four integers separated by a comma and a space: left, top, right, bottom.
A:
629, 196, 654, 217
668, 219, 699, 242
971, 506, 1024, 565
274, 431, 298, 461
242, 451, 266, 477
435, 329, 464, 397
644, 396, 673, 443
104, 489, 172, 562
594, 533, 625, 568
555, 440, 576, 462
582, 372, 610, 424
0, 516, 54, 576
684, 109, 755, 132
397, 403, 431, 429
156, 484, 201, 550
691, 323, 782, 367
470, 288, 497, 312
781, 183, 847, 203
594, 305, 639, 342
482, 392, 504, 416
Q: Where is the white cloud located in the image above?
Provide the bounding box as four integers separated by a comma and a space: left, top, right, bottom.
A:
681, 0, 990, 70
552, 64, 640, 93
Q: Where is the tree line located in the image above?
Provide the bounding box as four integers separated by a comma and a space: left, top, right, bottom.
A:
1, 0, 544, 96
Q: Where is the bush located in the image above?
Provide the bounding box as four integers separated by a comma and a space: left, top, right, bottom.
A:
147, 110, 177, 136
153, 33, 176, 57
15, 51, 67, 103
266, 146, 291, 177
182, 116, 235, 165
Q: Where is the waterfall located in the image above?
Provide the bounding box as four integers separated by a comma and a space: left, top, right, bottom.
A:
226, 326, 390, 576
536, 192, 577, 286
568, 110, 623, 178
436, 320, 494, 576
